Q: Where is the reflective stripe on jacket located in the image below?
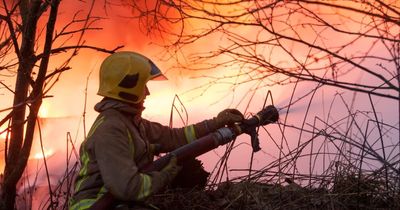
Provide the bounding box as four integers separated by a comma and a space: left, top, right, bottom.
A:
69, 99, 218, 209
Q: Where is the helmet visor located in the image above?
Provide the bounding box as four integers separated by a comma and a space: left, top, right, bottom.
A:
149, 60, 167, 80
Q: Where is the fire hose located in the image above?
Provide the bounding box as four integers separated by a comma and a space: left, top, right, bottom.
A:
89, 105, 279, 210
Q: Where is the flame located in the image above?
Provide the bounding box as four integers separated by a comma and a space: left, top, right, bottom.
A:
39, 102, 49, 118
0, 131, 9, 140
32, 148, 55, 160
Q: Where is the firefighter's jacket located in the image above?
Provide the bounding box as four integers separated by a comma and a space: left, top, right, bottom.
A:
69, 99, 218, 210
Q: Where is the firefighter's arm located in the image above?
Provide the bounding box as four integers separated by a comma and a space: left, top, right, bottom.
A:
196, 108, 244, 137
140, 109, 244, 152
93, 120, 177, 201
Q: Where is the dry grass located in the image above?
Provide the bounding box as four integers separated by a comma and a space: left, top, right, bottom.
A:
148, 172, 399, 210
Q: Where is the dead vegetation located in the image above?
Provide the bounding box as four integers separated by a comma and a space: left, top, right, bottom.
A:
149, 171, 399, 210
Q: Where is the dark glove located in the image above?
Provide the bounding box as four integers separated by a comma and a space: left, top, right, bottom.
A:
147, 155, 182, 195
160, 155, 182, 183
214, 109, 244, 128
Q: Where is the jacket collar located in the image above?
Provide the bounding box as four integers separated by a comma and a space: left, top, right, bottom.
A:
94, 98, 143, 124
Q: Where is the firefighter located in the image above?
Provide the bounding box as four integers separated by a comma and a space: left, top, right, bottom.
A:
69, 51, 244, 210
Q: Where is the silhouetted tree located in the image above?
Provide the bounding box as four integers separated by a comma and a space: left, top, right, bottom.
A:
0, 1, 120, 209
125, 0, 399, 100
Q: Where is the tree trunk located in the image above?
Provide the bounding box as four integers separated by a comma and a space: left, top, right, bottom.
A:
1, 1, 43, 209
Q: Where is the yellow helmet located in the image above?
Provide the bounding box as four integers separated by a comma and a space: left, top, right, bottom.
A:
97, 51, 166, 104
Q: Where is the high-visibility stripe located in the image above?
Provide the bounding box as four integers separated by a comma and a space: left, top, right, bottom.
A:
70, 116, 106, 209
184, 125, 196, 144
137, 174, 152, 200
79, 116, 105, 177
75, 116, 105, 191
80, 116, 105, 175
70, 185, 108, 210
79, 152, 89, 176
87, 116, 105, 138
69, 198, 96, 210
74, 176, 87, 196
96, 186, 108, 200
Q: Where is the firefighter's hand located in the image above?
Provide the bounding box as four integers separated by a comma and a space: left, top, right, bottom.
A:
161, 155, 182, 182
215, 109, 244, 128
